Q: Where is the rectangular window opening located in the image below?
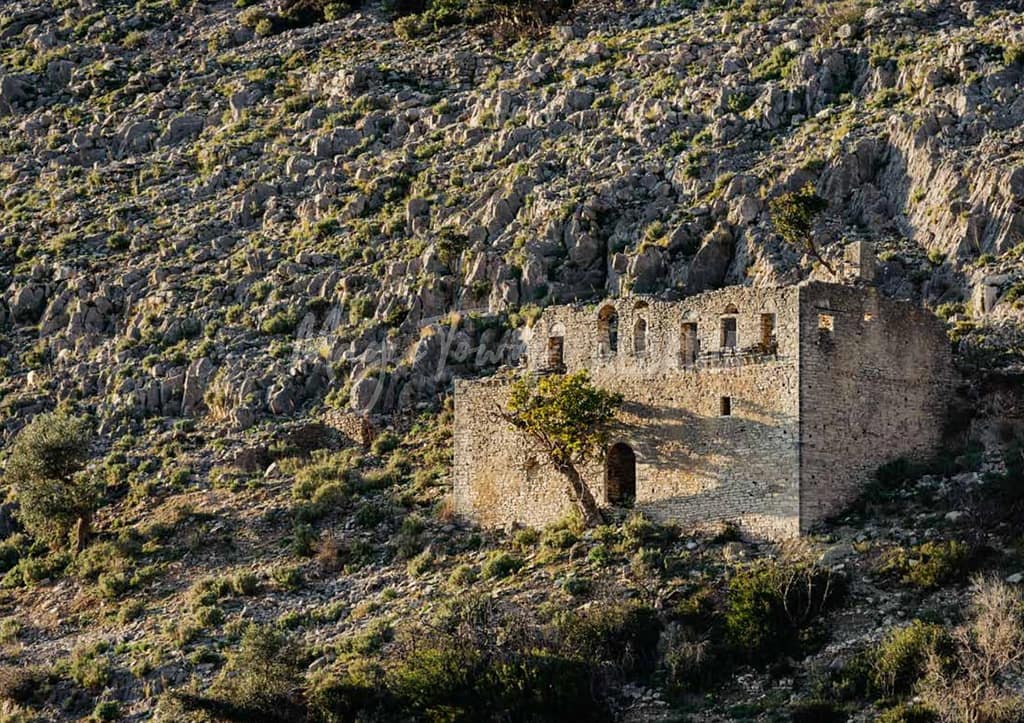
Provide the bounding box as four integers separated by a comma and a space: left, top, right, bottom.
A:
720, 317, 737, 349
547, 336, 564, 368
760, 313, 776, 350
818, 313, 834, 334
681, 322, 699, 365
720, 396, 732, 416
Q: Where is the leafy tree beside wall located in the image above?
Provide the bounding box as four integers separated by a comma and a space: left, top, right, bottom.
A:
496, 371, 622, 526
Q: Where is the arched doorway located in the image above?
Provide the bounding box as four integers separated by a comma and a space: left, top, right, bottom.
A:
606, 443, 636, 507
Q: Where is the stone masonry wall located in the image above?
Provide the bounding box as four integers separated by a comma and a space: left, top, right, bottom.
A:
455, 286, 804, 538
453, 375, 589, 528
453, 283, 954, 539
797, 283, 955, 530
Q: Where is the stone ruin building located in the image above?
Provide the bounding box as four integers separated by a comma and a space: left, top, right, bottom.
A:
453, 261, 956, 539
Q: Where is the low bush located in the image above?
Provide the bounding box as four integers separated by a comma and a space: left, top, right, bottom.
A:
871, 621, 949, 700
383, 595, 614, 722
480, 550, 522, 580
180, 624, 306, 722
0, 665, 49, 704
68, 642, 112, 690
554, 599, 661, 679
370, 431, 400, 457
790, 699, 848, 723
725, 555, 844, 664
878, 540, 972, 590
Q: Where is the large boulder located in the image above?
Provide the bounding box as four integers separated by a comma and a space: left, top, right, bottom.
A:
686, 223, 735, 294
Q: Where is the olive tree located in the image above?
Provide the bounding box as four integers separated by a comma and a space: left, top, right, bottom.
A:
4, 411, 96, 551
496, 371, 623, 526
769, 182, 832, 274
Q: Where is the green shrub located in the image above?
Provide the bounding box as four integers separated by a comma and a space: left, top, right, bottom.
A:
2, 552, 70, 588
875, 703, 938, 723
622, 511, 668, 549
541, 527, 577, 550
0, 535, 26, 575
555, 600, 661, 679
790, 699, 848, 723
725, 556, 843, 663
231, 571, 259, 596
480, 551, 523, 580
270, 565, 305, 591
871, 621, 949, 699
406, 549, 434, 576
384, 596, 611, 722
1004, 44, 1024, 67
448, 564, 477, 587
587, 543, 613, 566
903, 540, 971, 590
370, 431, 400, 457
202, 624, 305, 719
92, 700, 120, 721
69, 642, 112, 690
6, 412, 96, 549
291, 522, 319, 557
97, 571, 131, 600
752, 45, 796, 81
513, 527, 540, 549
0, 665, 49, 704
260, 308, 300, 335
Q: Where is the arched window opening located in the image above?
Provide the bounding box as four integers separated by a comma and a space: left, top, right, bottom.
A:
606, 443, 636, 507
546, 322, 566, 370
597, 306, 618, 355
633, 318, 648, 356
681, 322, 699, 365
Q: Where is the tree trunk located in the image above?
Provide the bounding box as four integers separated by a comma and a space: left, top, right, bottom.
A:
553, 459, 604, 527
72, 513, 91, 555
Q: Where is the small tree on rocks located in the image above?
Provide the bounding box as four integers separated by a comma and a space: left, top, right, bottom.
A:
4, 411, 96, 551
769, 182, 833, 274
495, 371, 623, 526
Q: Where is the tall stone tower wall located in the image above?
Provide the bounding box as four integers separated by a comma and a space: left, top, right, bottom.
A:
797, 283, 955, 529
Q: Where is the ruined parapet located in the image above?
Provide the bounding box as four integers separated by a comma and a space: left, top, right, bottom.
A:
843, 240, 877, 284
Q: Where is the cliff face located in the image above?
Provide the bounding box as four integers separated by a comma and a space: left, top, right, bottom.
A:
0, 0, 1022, 434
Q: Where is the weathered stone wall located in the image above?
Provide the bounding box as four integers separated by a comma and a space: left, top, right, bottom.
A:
455, 286, 805, 538
453, 282, 954, 539
453, 376, 589, 528
524, 286, 801, 377
797, 283, 955, 530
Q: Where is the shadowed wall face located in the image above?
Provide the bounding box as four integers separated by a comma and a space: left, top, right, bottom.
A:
797, 284, 955, 530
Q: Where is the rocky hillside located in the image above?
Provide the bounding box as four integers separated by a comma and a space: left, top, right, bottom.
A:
1, 0, 1024, 720
1, 0, 1024, 432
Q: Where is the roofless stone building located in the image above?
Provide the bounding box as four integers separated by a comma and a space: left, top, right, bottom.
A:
453, 274, 955, 539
